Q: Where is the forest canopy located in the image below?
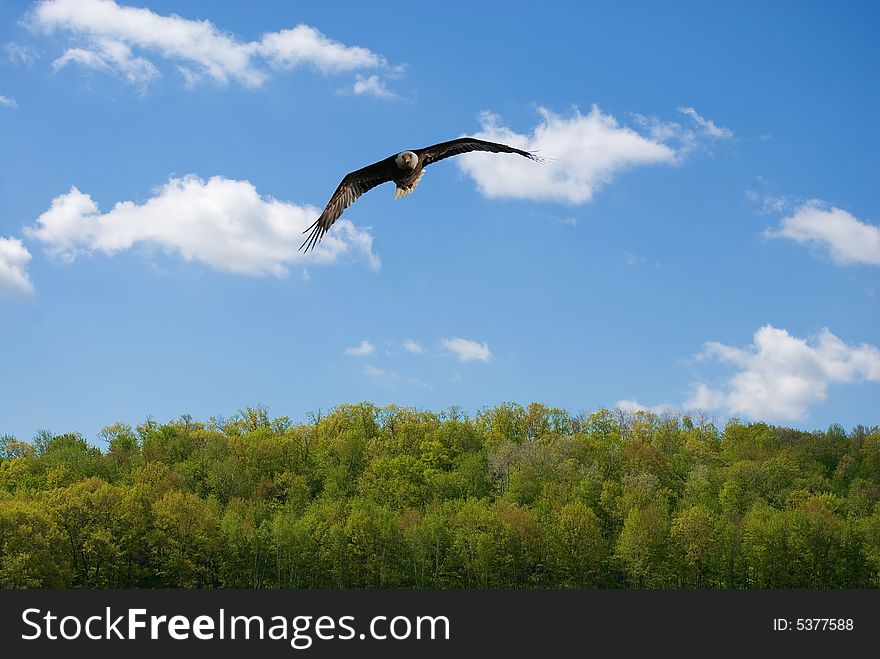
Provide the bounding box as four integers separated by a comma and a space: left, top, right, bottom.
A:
2, 403, 879, 589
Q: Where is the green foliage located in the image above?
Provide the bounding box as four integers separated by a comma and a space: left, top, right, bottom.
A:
615, 499, 670, 587
1, 407, 879, 588
0, 496, 71, 587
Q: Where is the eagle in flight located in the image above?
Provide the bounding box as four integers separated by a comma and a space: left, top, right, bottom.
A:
300, 137, 540, 252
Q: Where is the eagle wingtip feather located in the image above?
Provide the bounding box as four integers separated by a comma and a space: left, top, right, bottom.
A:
526, 150, 550, 164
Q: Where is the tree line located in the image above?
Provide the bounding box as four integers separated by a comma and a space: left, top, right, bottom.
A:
1, 403, 879, 588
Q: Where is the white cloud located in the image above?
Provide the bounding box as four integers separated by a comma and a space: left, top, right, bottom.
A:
756, 194, 789, 215
0, 237, 35, 296
615, 399, 676, 415
0, 95, 17, 108
457, 105, 731, 204
633, 106, 733, 156
25, 174, 379, 276
363, 365, 386, 378
345, 340, 375, 357
745, 176, 791, 215
678, 106, 733, 140
5, 41, 39, 65
624, 251, 643, 266
29, 0, 389, 89
360, 365, 431, 390
351, 74, 394, 98
685, 325, 880, 421
53, 38, 158, 87
403, 339, 424, 355
765, 200, 880, 266
256, 24, 384, 73
441, 337, 492, 363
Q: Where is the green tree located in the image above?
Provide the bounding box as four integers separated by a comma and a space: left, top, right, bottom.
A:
0, 497, 72, 587
545, 501, 606, 587
615, 500, 670, 587
671, 505, 717, 587
151, 490, 221, 587
48, 477, 125, 586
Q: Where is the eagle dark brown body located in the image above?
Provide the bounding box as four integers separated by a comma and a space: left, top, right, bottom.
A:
300, 137, 539, 252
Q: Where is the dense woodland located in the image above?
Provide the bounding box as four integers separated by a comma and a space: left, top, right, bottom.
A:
1, 403, 879, 589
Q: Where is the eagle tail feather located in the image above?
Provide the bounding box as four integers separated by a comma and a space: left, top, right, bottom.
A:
394, 170, 425, 199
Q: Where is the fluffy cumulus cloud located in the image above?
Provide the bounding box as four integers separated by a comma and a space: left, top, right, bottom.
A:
0, 95, 18, 108
27, 0, 394, 94
457, 106, 732, 204
25, 175, 379, 276
255, 24, 383, 73
441, 337, 492, 363
345, 340, 375, 357
686, 325, 880, 421
765, 200, 880, 266
0, 236, 35, 296
351, 74, 394, 98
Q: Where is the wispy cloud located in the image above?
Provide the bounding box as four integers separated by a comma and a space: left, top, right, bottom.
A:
361, 364, 431, 390
677, 106, 733, 140
755, 193, 789, 215
624, 251, 643, 266
764, 200, 880, 266
441, 337, 492, 363
25, 174, 380, 276
744, 175, 792, 215
345, 340, 375, 357
26, 0, 395, 92
457, 105, 732, 204
633, 106, 734, 156
686, 325, 880, 421
403, 339, 424, 355
0, 237, 35, 296
0, 95, 18, 108
615, 399, 676, 415
5, 41, 39, 65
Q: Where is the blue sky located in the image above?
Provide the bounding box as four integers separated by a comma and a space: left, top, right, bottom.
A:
1, 0, 878, 442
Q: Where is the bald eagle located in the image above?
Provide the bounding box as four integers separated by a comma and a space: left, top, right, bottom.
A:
300, 137, 540, 251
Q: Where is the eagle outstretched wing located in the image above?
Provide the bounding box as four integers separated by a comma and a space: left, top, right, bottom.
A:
416, 137, 540, 167
300, 157, 395, 252
300, 137, 540, 252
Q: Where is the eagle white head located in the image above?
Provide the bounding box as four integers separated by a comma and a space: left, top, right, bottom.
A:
395, 150, 418, 170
